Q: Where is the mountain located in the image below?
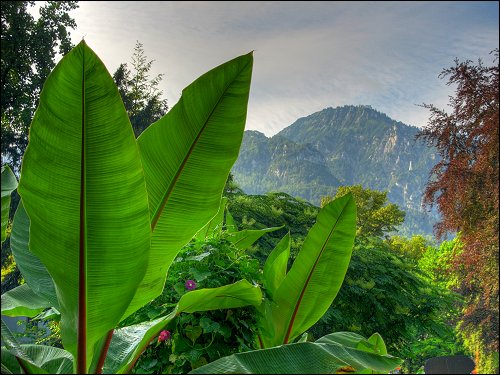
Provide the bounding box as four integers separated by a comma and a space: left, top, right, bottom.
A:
231, 105, 439, 236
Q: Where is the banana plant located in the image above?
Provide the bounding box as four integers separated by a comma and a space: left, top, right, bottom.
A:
1, 40, 260, 374
190, 331, 402, 374
258, 193, 357, 347
193, 193, 402, 373
193, 192, 359, 347
193, 193, 359, 347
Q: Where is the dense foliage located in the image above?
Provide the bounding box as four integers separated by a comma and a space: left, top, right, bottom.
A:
224, 185, 466, 373
126, 237, 261, 374
1, 41, 256, 374
3, 159, 467, 374
309, 240, 463, 374
7, 195, 466, 374
231, 105, 438, 236
1, 0, 79, 294
321, 184, 406, 243
227, 191, 319, 261
1, 1, 78, 171
417, 49, 499, 373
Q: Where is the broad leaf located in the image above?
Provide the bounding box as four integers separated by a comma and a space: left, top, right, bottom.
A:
1, 283, 52, 318
2, 320, 73, 374
262, 232, 291, 298
260, 193, 356, 347
10, 202, 58, 309
1, 164, 17, 245
1, 346, 74, 374
227, 226, 284, 251
105, 280, 262, 374
176, 279, 262, 313
224, 208, 237, 233
317, 332, 388, 355
122, 52, 253, 320
1, 318, 50, 374
194, 197, 228, 241
366, 333, 388, 356
189, 338, 402, 374
17, 40, 151, 372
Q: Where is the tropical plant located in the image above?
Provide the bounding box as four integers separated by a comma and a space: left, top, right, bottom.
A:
257, 193, 357, 347
193, 193, 403, 373
128, 234, 262, 374
1, 40, 259, 374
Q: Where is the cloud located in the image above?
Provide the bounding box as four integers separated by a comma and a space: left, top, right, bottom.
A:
69, 1, 499, 135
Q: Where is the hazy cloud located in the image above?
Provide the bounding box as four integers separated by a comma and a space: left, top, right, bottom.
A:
67, 1, 498, 136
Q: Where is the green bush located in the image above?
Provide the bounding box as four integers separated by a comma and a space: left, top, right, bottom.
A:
309, 241, 464, 373
127, 236, 261, 374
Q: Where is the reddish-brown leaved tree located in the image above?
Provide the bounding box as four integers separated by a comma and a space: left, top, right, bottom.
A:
417, 49, 499, 370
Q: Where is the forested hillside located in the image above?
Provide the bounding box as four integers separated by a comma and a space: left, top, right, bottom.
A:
232, 105, 439, 235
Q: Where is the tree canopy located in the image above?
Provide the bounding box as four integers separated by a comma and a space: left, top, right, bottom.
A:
1, 1, 78, 171
321, 185, 406, 243
417, 49, 499, 373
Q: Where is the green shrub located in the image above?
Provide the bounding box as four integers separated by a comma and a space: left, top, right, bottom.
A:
128, 236, 261, 374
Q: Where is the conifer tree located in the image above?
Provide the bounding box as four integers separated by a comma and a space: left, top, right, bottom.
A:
113, 41, 168, 137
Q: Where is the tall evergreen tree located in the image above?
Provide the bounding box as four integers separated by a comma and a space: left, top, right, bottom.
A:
113, 41, 168, 137
1, 1, 78, 171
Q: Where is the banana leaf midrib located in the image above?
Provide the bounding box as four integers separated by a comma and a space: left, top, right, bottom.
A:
283, 201, 349, 344
78, 45, 87, 374
150, 57, 252, 231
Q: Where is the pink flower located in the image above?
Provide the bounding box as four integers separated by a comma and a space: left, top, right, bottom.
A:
185, 279, 197, 290
157, 330, 170, 343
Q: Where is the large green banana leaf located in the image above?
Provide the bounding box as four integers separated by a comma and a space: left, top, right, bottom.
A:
194, 197, 228, 241
224, 208, 237, 233
1, 346, 74, 375
262, 232, 291, 298
1, 164, 17, 245
189, 333, 402, 374
1, 318, 74, 374
17, 40, 152, 372
121, 52, 253, 320
227, 226, 284, 251
260, 193, 356, 347
103, 280, 262, 374
10, 202, 58, 309
317, 332, 388, 356
1, 283, 52, 318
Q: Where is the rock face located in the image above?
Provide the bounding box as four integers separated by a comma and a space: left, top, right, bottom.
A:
232, 105, 439, 235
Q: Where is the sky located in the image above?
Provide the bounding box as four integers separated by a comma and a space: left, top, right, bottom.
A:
46, 1, 499, 136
